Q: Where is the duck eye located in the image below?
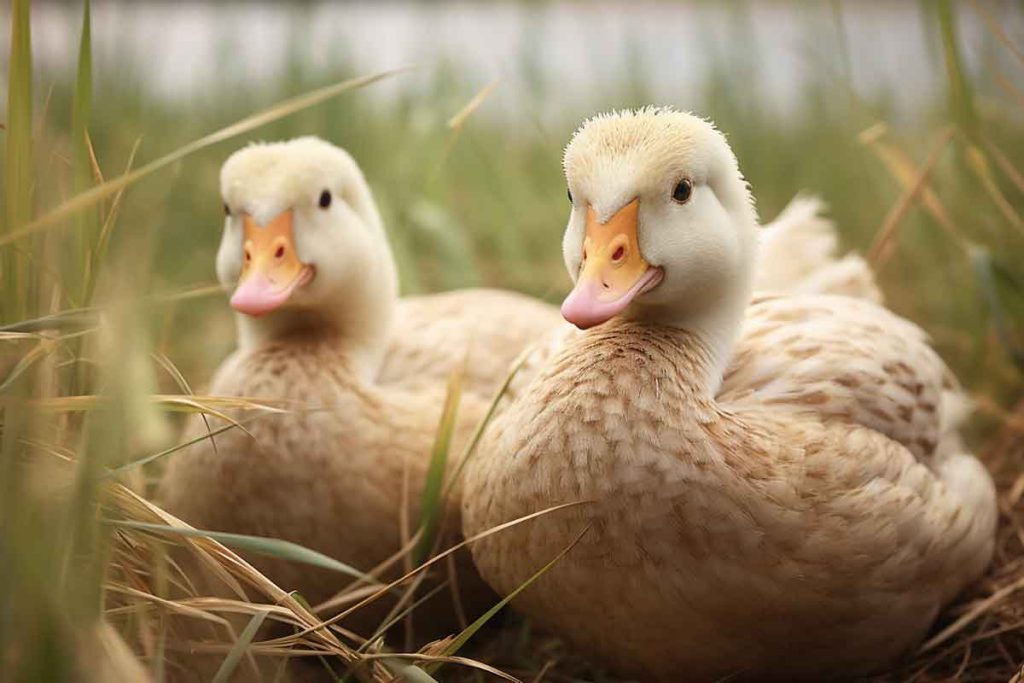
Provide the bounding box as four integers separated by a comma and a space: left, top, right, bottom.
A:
223, 203, 231, 216
318, 190, 332, 209
567, 188, 573, 204
672, 179, 693, 204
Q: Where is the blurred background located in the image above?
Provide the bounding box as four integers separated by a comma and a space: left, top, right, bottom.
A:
3, 0, 1021, 397
2, 1, 1024, 681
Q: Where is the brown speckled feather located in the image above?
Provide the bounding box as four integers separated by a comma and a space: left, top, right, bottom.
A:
463, 317, 996, 682
722, 294, 963, 461
159, 332, 494, 636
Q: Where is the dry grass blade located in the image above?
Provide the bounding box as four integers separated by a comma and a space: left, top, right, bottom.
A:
983, 136, 1024, 197
106, 584, 232, 628
153, 349, 220, 458
0, 337, 58, 393
23, 393, 290, 416
919, 577, 1024, 653
375, 653, 519, 682
866, 127, 957, 266
448, 79, 500, 131
859, 124, 961, 239
280, 501, 588, 642
0, 308, 100, 333
965, 144, 1024, 235
210, 608, 269, 683
108, 486, 377, 678
969, 0, 1024, 66
0, 67, 410, 248
84, 136, 142, 302
434, 524, 592, 669
0, 282, 221, 334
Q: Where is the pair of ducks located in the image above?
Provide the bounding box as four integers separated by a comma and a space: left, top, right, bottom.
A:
159, 109, 996, 682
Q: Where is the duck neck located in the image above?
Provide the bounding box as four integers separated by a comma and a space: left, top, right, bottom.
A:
672, 286, 750, 396
235, 292, 395, 382
234, 264, 397, 381
635, 261, 754, 398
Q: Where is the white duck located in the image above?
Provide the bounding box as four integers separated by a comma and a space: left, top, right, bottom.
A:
158, 138, 549, 638
462, 108, 997, 682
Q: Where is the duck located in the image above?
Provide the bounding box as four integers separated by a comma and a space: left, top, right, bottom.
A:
157, 137, 546, 640
461, 108, 997, 682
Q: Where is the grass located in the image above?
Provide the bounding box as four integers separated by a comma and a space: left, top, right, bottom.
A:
1, 0, 1024, 681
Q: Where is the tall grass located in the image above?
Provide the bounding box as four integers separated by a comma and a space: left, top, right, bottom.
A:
1, 0, 1023, 681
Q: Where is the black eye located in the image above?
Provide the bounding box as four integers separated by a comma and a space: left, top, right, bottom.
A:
567, 188, 573, 204
672, 179, 693, 204
223, 203, 231, 216
318, 190, 332, 209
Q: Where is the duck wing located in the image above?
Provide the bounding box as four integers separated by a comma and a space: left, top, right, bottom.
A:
720, 293, 963, 463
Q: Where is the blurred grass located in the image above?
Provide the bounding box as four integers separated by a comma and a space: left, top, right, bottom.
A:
11, 7, 1018, 408
1, 0, 1023, 681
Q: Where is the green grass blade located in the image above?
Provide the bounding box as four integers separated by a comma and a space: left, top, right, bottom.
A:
413, 370, 462, 565
0, 67, 410, 248
109, 520, 382, 586
71, 0, 97, 294
381, 659, 439, 683
4, 0, 33, 319
210, 608, 269, 683
0, 308, 100, 333
936, 0, 978, 139
102, 419, 243, 478
428, 524, 591, 674
444, 351, 529, 497
71, 1, 92, 184
971, 245, 1024, 373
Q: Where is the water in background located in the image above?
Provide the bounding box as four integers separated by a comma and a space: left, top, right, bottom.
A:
5, 0, 1023, 122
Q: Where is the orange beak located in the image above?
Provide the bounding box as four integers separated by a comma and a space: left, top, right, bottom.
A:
561, 199, 663, 329
230, 210, 314, 316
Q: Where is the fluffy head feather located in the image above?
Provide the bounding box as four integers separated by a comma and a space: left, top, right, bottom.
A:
221, 137, 378, 228
563, 107, 755, 223
560, 108, 761, 385
216, 137, 397, 365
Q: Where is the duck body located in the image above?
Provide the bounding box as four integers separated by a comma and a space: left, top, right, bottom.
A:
462, 108, 996, 681
464, 314, 995, 681
160, 330, 494, 632
158, 137, 507, 640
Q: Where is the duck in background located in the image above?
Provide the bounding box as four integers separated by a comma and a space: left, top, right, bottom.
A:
462, 108, 997, 682
157, 138, 536, 640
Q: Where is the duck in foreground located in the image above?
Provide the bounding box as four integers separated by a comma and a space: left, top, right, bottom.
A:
462, 108, 997, 682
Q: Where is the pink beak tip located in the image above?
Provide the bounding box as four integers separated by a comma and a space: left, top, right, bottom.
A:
560, 283, 631, 330
229, 273, 293, 317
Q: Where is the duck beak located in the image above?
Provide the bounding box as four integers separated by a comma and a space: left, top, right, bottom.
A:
561, 199, 663, 329
230, 210, 314, 316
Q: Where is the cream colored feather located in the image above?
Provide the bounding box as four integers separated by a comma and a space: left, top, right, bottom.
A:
462, 108, 996, 682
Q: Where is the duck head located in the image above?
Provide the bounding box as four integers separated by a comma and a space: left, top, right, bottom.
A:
217, 137, 398, 359
561, 108, 759, 335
